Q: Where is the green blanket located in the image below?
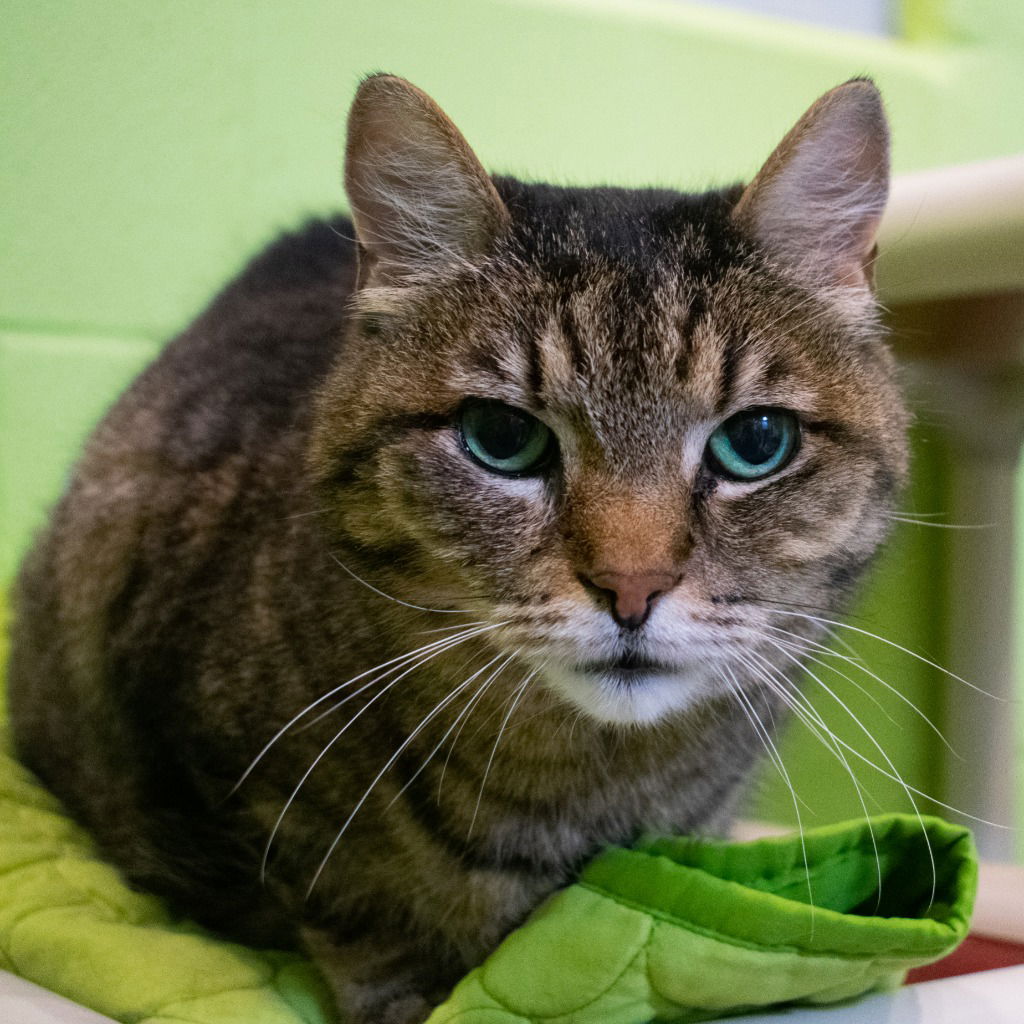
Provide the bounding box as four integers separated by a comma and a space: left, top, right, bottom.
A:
0, 607, 976, 1024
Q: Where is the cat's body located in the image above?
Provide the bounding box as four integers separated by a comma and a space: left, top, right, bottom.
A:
8, 76, 907, 1022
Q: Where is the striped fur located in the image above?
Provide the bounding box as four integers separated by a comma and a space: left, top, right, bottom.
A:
7, 77, 906, 1022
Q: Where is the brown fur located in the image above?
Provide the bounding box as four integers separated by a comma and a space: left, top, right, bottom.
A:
7, 76, 907, 1022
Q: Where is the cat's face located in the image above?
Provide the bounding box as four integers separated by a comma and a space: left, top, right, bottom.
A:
311, 76, 907, 726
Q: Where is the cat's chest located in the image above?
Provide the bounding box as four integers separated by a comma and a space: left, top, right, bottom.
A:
434, 739, 737, 869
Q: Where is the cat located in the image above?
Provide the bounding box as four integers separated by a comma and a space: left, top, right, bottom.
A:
8, 73, 906, 1024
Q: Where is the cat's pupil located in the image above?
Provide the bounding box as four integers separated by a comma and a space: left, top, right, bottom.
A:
477, 406, 533, 460
726, 413, 782, 465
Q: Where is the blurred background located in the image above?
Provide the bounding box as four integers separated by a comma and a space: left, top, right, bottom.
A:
3, 0, 1024, 859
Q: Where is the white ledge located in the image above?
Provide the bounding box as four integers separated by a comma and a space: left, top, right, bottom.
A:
877, 155, 1024, 305
718, 964, 1024, 1023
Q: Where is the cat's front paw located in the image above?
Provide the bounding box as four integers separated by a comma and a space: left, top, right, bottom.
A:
302, 925, 455, 1024
377, 993, 434, 1024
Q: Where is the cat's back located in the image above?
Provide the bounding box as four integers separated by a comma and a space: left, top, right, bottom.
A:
106, 215, 356, 470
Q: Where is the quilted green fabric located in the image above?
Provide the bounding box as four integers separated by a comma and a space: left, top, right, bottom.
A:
0, 602, 976, 1024
427, 816, 975, 1024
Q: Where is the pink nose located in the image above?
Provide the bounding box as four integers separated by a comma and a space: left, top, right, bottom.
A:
583, 571, 679, 629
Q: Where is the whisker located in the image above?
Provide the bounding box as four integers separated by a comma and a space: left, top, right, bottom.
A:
724, 667, 811, 813
755, 645, 1017, 838
727, 594, 881, 626
721, 664, 815, 922
304, 651, 514, 897
754, 646, 1013, 832
761, 623, 960, 759
386, 650, 519, 810
280, 508, 329, 521
263, 623, 503, 881
467, 663, 543, 839
885, 515, 992, 530
765, 631, 895, 724
416, 620, 491, 635
234, 629, 490, 792
738, 649, 884, 912
739, 649, 879, 819
437, 656, 516, 800
753, 644, 926, 910
801, 731, 1014, 830
760, 607, 1002, 700
299, 623, 503, 732
567, 708, 585, 748
330, 552, 476, 614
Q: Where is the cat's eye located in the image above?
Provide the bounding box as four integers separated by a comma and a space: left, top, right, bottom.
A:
706, 408, 799, 481
459, 400, 553, 476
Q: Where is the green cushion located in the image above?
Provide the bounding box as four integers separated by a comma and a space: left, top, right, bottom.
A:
0, 601, 976, 1024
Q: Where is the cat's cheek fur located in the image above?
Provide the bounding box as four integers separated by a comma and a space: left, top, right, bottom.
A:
399, 437, 557, 579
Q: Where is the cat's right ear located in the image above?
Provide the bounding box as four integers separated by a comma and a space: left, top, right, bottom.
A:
344, 74, 510, 289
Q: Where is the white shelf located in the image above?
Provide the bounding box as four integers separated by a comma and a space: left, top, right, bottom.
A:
0, 972, 115, 1024
718, 964, 1024, 1023
878, 155, 1024, 306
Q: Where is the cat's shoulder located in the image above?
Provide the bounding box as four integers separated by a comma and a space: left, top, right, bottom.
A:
170, 214, 358, 370
221, 215, 357, 302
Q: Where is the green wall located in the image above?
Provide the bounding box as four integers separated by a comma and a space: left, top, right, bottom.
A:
4, 0, 1024, 831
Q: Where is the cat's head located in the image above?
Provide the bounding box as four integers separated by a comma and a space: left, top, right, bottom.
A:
310, 74, 908, 726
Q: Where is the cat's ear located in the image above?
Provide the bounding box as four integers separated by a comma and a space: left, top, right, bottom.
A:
732, 79, 889, 292
344, 74, 510, 288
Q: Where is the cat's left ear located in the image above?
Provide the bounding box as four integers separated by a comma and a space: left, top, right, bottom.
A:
732, 79, 889, 292
344, 74, 510, 289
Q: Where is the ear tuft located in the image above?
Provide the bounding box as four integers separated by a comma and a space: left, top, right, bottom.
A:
732, 79, 890, 292
344, 74, 510, 288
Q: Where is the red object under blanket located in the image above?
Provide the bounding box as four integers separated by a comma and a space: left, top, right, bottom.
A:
907, 934, 1024, 984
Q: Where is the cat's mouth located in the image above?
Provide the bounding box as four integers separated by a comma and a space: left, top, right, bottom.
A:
574, 652, 673, 677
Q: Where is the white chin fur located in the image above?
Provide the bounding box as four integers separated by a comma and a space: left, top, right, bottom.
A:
540, 664, 712, 726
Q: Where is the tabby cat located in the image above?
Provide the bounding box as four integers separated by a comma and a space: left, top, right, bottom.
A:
8, 74, 906, 1023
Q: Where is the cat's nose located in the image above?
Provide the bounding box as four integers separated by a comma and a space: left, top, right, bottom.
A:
581, 570, 679, 630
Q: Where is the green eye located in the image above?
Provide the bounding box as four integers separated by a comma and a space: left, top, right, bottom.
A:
459, 400, 553, 476
707, 408, 799, 481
